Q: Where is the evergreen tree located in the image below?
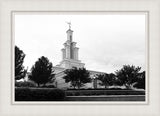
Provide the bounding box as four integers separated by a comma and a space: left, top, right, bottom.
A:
15, 46, 26, 80
29, 56, 55, 87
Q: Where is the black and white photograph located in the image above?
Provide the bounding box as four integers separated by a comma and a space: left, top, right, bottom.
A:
14, 14, 146, 102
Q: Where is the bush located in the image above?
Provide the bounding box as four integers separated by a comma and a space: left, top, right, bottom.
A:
15, 87, 65, 101
15, 81, 36, 87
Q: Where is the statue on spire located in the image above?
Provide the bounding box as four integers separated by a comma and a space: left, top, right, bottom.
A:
66, 21, 71, 29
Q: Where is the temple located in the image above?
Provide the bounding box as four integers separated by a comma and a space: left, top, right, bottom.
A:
53, 23, 104, 89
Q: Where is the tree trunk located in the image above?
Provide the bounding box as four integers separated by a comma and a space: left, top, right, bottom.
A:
105, 85, 107, 89
78, 81, 81, 90
78, 85, 80, 90
125, 83, 131, 89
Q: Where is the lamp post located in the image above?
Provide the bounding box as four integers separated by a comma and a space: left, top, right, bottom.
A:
92, 75, 98, 89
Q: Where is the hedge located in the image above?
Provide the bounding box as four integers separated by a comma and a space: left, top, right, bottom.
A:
65, 90, 145, 96
15, 81, 36, 87
15, 87, 65, 101
67, 88, 126, 90
15, 81, 55, 88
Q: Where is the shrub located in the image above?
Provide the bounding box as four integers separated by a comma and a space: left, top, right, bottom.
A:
15, 87, 65, 101
15, 81, 36, 87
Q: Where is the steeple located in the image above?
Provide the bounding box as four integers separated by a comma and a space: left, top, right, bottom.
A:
66, 22, 73, 42
66, 29, 73, 42
59, 23, 85, 69
62, 23, 77, 60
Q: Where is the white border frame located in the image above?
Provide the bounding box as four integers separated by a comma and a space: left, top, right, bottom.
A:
0, 0, 160, 116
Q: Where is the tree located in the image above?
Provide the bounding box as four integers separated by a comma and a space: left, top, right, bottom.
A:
63, 67, 91, 89
29, 56, 55, 87
97, 73, 115, 89
115, 65, 141, 89
15, 46, 26, 80
134, 71, 145, 89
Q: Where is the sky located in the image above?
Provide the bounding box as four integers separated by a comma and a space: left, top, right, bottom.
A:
15, 14, 146, 73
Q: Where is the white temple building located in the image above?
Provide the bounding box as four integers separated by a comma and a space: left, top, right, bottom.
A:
53, 23, 105, 89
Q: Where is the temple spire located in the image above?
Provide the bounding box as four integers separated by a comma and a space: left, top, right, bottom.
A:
66, 22, 73, 42
59, 23, 85, 69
